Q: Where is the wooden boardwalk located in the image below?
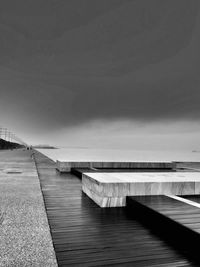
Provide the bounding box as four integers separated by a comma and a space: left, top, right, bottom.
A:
34, 151, 196, 266
127, 195, 200, 263
127, 195, 200, 235
71, 168, 174, 178
82, 171, 200, 207
184, 195, 200, 203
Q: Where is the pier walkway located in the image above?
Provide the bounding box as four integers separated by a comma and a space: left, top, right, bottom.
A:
34, 150, 195, 266
127, 195, 200, 259
0, 149, 57, 266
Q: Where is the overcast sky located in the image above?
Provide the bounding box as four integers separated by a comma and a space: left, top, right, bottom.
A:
0, 0, 200, 150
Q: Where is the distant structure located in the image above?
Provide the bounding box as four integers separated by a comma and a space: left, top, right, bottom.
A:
0, 126, 28, 148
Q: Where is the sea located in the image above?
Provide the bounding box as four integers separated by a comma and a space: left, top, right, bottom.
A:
37, 148, 200, 163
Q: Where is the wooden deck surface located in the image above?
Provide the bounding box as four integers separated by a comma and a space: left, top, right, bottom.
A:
82, 171, 200, 207
71, 168, 174, 179
183, 195, 200, 203
57, 161, 173, 173
127, 195, 200, 235
127, 195, 200, 264
34, 151, 196, 266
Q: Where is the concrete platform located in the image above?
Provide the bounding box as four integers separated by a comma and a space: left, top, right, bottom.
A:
82, 172, 200, 207
57, 160, 174, 172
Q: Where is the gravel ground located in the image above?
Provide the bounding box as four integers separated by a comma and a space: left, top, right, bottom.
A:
0, 149, 58, 267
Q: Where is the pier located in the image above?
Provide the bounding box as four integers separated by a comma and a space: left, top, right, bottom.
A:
2, 149, 200, 265
82, 172, 200, 207
1, 1, 199, 265
34, 150, 195, 266
57, 160, 174, 173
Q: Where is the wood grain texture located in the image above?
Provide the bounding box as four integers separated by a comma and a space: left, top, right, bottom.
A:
127, 195, 200, 264
34, 151, 192, 267
181, 195, 200, 207
57, 161, 174, 172
127, 195, 200, 237
82, 172, 200, 207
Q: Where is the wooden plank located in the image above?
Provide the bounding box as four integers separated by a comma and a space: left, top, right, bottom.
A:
57, 161, 174, 172
82, 172, 200, 207
182, 195, 200, 204
71, 167, 175, 179
33, 151, 193, 266
127, 195, 200, 262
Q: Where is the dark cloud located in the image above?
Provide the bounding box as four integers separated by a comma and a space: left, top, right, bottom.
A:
0, 0, 200, 133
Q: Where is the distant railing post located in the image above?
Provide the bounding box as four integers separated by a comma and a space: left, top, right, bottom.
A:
0, 125, 28, 148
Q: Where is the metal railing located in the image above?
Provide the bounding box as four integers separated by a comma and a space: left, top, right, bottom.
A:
0, 126, 27, 147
